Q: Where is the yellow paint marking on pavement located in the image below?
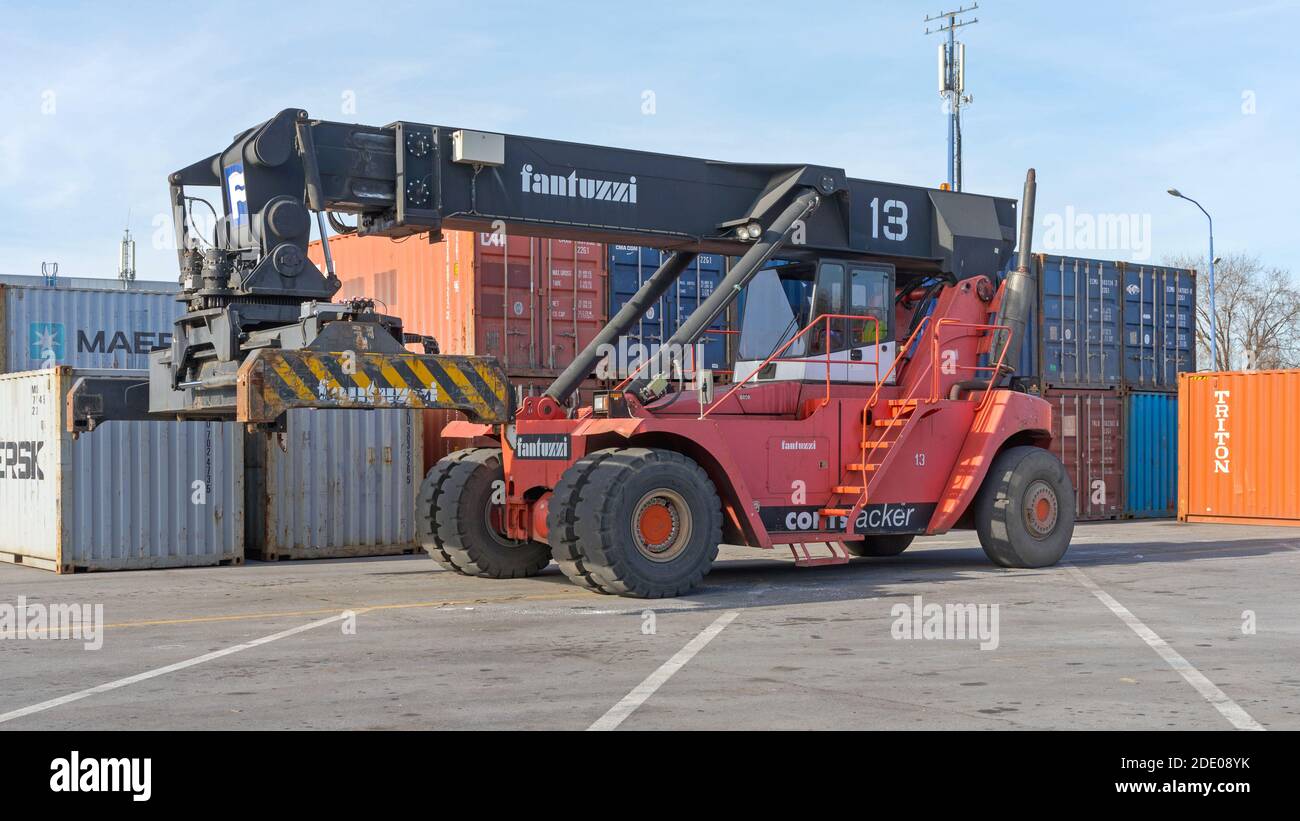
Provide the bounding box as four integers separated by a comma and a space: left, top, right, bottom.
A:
98, 590, 594, 630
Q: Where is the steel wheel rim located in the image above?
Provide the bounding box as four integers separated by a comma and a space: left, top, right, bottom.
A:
632, 488, 692, 562
1023, 479, 1059, 539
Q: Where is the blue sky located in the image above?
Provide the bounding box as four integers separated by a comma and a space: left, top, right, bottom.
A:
2, 0, 1296, 281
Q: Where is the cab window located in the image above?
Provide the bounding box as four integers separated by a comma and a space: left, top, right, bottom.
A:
808, 261, 893, 354
850, 266, 892, 345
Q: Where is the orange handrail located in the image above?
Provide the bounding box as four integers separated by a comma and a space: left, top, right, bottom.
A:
700, 313, 880, 419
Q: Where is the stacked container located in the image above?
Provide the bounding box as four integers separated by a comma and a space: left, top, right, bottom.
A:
1, 276, 424, 568
0, 368, 243, 573
1006, 254, 1196, 520
309, 230, 611, 471
312, 231, 608, 375
608, 246, 731, 375
1, 276, 179, 371
1124, 391, 1178, 518
1043, 389, 1125, 520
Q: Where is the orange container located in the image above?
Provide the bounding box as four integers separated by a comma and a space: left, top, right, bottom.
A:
1178, 369, 1300, 525
307, 231, 609, 473
307, 230, 607, 375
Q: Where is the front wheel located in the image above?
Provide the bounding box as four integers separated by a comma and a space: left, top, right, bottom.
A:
973, 446, 1074, 568
417, 448, 552, 578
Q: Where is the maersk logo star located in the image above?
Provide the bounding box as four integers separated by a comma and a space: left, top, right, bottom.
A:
28, 323, 64, 363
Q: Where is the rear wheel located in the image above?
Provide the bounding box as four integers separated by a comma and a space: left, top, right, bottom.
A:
552, 448, 722, 598
974, 446, 1074, 568
417, 447, 551, 578
844, 534, 914, 557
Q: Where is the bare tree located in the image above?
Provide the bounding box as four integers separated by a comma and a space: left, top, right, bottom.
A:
1163, 252, 1300, 371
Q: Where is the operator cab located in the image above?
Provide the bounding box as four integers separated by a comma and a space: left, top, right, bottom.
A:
733, 258, 896, 385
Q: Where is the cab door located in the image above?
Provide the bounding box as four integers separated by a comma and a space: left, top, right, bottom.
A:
844, 264, 895, 383
802, 260, 896, 384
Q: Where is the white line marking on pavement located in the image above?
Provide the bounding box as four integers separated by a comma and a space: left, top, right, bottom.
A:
1064, 564, 1264, 731
588, 610, 739, 731
0, 613, 347, 725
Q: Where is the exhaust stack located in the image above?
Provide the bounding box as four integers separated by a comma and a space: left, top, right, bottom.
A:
994, 168, 1037, 379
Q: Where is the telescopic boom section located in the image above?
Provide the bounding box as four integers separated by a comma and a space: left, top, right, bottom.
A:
69, 108, 1021, 431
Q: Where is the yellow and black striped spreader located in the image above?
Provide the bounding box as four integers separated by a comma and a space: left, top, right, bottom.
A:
236, 349, 511, 425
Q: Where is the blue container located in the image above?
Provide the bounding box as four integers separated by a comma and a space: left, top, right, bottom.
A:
1120, 263, 1196, 390
1124, 390, 1177, 518
1038, 255, 1122, 388
608, 247, 730, 372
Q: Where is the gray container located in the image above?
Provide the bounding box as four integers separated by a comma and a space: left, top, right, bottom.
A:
0, 278, 182, 373
0, 368, 243, 573
247, 409, 423, 560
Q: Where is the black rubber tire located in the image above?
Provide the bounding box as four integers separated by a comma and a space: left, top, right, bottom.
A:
844, 534, 914, 557
417, 447, 552, 578
547, 449, 622, 592
974, 446, 1074, 568
562, 448, 722, 598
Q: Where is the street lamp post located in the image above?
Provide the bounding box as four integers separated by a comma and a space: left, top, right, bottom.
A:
1168, 189, 1217, 369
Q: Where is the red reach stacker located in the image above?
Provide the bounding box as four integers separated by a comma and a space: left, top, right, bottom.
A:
71, 109, 1074, 598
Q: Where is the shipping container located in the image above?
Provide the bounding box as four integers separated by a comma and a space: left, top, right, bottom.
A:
1037, 255, 1122, 389
0, 368, 243, 572
0, 279, 182, 372
1118, 263, 1196, 391
1043, 388, 1124, 521
608, 247, 730, 374
308, 230, 607, 375
310, 230, 611, 469
1124, 390, 1177, 518
1179, 369, 1300, 526
246, 409, 424, 560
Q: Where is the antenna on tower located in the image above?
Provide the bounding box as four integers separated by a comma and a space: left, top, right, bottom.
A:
118, 210, 137, 285
925, 4, 979, 192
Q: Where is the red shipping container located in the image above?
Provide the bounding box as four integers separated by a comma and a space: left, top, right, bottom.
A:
1043, 388, 1124, 521
307, 231, 609, 473
308, 231, 608, 374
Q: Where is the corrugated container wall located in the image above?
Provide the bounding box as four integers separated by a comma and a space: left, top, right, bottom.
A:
1037, 255, 1122, 389
1179, 369, 1300, 525
1043, 388, 1125, 521
309, 231, 607, 376
0, 368, 243, 572
0, 279, 182, 372
1124, 391, 1177, 518
608, 247, 730, 373
310, 231, 609, 471
1119, 263, 1196, 391
248, 409, 423, 560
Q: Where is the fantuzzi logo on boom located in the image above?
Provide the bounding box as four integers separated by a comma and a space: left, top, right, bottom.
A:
520, 164, 637, 203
